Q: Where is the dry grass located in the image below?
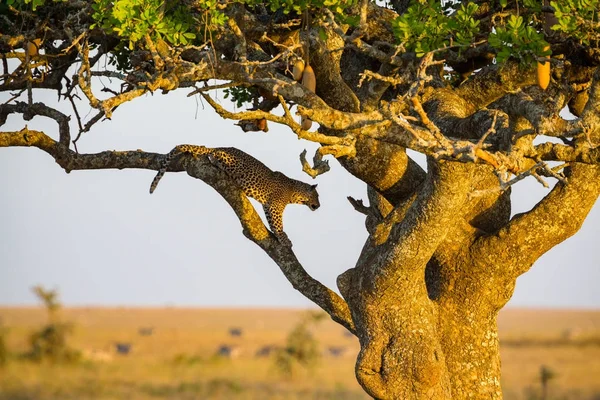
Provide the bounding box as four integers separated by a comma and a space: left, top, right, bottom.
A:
498, 309, 600, 400
0, 307, 599, 399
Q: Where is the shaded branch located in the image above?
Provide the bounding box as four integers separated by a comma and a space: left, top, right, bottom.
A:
455, 62, 537, 108
299, 148, 330, 178
532, 142, 600, 163
182, 157, 354, 332
0, 127, 164, 171
347, 196, 372, 216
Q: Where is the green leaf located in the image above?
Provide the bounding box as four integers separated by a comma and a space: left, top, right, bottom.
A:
31, 0, 44, 10
318, 27, 327, 41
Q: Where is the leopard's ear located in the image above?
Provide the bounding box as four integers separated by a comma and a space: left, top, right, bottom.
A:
311, 184, 318, 189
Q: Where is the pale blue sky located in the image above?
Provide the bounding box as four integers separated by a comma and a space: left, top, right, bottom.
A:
1, 88, 599, 308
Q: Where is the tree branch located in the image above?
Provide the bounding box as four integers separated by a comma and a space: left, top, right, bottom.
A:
0, 102, 71, 147
0, 127, 355, 333
455, 62, 537, 108
471, 70, 600, 277
180, 157, 355, 332
473, 163, 600, 278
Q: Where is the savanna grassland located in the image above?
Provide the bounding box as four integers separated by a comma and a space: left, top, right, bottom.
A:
0, 307, 599, 400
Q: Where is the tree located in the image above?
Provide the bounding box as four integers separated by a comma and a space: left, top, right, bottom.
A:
1, 0, 599, 398
28, 286, 79, 363
274, 311, 325, 377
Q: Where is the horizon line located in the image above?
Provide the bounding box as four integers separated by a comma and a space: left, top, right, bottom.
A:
1, 304, 599, 312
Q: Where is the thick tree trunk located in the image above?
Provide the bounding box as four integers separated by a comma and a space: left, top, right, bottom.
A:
338, 236, 506, 399
336, 155, 600, 399
338, 260, 507, 399
439, 315, 502, 398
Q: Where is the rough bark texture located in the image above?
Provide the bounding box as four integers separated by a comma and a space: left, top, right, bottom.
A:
2, 1, 600, 399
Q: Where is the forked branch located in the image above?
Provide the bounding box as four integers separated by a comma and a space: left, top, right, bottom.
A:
471, 71, 600, 277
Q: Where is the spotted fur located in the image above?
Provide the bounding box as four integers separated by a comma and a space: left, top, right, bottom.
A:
150, 145, 320, 246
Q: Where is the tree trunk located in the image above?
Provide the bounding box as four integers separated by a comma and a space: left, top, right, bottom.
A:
336, 156, 600, 399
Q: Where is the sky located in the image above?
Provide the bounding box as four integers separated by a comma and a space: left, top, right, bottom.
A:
1, 87, 599, 309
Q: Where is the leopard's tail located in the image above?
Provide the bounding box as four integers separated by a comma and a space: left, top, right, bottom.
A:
149, 148, 178, 194
149, 145, 210, 194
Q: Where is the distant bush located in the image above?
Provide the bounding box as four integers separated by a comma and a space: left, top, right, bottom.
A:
206, 378, 243, 396
140, 378, 242, 398
274, 311, 325, 377
0, 324, 7, 367
523, 365, 560, 400
172, 352, 204, 366
26, 286, 80, 363
28, 323, 79, 362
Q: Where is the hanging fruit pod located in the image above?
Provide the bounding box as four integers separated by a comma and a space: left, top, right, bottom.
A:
537, 45, 551, 90
293, 59, 305, 81
301, 116, 312, 130
257, 118, 268, 132
302, 65, 316, 92
26, 38, 42, 57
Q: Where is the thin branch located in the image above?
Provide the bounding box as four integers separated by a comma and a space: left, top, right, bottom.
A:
91, 71, 128, 80
476, 111, 499, 148
2, 90, 25, 105
187, 81, 242, 97
358, 70, 404, 88
81, 111, 105, 134
469, 162, 543, 199
347, 196, 371, 216
277, 95, 356, 148
198, 91, 355, 151
66, 93, 84, 133
299, 149, 330, 178
61, 31, 87, 54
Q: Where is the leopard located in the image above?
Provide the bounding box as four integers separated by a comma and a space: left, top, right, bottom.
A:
149, 144, 320, 246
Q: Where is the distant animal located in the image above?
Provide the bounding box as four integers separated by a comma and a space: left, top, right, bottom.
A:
228, 327, 243, 337
138, 327, 154, 336
149, 145, 320, 246
327, 346, 349, 358
255, 345, 279, 358
216, 344, 241, 359
561, 328, 583, 341
115, 342, 132, 355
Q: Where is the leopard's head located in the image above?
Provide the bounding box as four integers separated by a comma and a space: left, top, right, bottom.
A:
304, 184, 320, 211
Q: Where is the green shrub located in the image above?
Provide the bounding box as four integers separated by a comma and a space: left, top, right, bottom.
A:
26, 286, 80, 363
0, 324, 7, 367
274, 311, 325, 377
